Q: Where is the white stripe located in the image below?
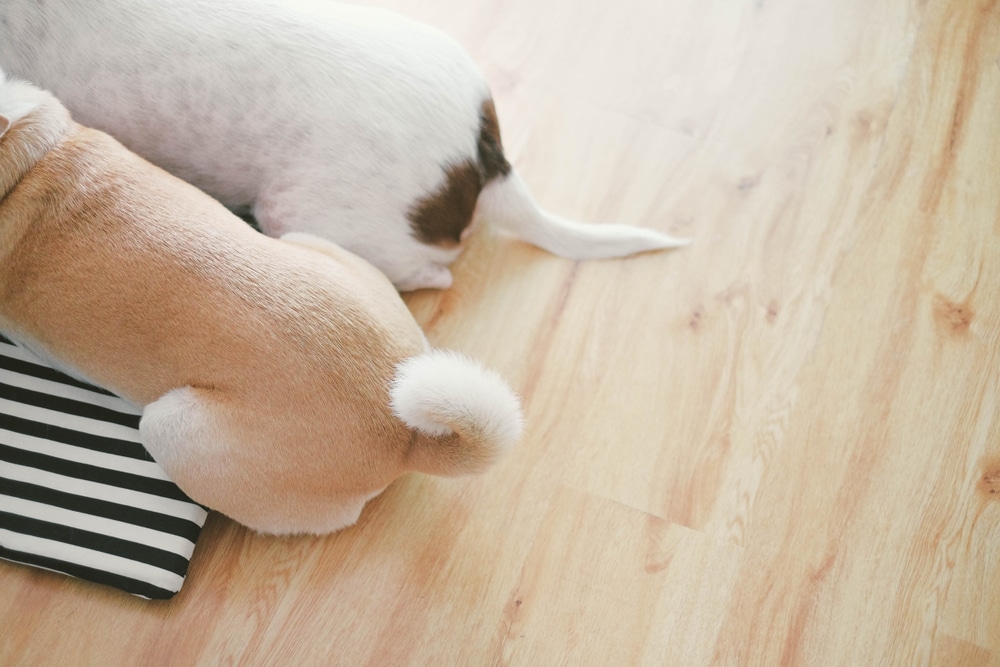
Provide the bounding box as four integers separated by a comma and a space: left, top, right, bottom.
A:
0, 341, 46, 364
0, 341, 68, 369
0, 397, 142, 443
0, 367, 142, 415
0, 528, 184, 593
0, 427, 170, 480
1, 495, 196, 553
1, 461, 208, 524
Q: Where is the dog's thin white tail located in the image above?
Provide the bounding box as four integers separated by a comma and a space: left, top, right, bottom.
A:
390, 350, 522, 477
476, 171, 691, 259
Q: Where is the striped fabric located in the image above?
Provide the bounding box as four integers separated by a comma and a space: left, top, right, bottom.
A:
0, 336, 207, 599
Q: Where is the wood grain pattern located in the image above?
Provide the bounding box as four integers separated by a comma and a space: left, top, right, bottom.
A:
2, 0, 999, 664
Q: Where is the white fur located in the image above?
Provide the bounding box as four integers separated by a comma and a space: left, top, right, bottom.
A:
479, 172, 692, 258
0, 69, 45, 127
0, 0, 688, 291
391, 349, 522, 455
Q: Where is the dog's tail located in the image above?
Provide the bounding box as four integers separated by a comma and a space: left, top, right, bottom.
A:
475, 170, 691, 259
390, 349, 522, 476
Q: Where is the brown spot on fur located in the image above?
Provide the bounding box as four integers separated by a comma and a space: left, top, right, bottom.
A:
408, 160, 481, 245
478, 99, 510, 181
408, 98, 511, 245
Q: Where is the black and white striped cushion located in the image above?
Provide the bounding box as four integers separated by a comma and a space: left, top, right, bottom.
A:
0, 336, 207, 599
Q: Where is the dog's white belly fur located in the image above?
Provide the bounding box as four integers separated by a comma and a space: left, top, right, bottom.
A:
0, 0, 484, 288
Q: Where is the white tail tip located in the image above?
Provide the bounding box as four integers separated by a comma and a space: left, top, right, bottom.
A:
390, 350, 523, 474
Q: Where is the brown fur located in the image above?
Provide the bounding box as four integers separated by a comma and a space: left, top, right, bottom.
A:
0, 90, 470, 534
407, 97, 512, 246
407, 159, 482, 245
477, 98, 511, 181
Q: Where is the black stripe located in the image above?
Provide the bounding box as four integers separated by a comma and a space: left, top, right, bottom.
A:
0, 412, 151, 460
0, 512, 191, 576
0, 382, 140, 427
2, 477, 203, 542
0, 444, 193, 502
0, 344, 118, 396
0, 548, 179, 599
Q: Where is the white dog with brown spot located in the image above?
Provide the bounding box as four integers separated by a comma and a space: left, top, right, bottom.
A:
0, 0, 689, 291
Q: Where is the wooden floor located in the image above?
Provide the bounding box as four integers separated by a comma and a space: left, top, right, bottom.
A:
3, 0, 999, 664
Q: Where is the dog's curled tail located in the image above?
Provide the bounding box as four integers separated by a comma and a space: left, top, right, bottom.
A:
390, 350, 522, 477
476, 171, 691, 260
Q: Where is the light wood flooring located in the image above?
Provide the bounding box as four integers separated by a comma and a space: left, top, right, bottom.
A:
2, 0, 999, 664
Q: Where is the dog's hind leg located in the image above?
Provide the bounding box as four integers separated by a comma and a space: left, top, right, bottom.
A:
139, 386, 245, 514
140, 386, 381, 535
141, 386, 293, 533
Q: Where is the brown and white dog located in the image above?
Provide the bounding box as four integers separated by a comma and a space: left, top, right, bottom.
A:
0, 76, 522, 535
